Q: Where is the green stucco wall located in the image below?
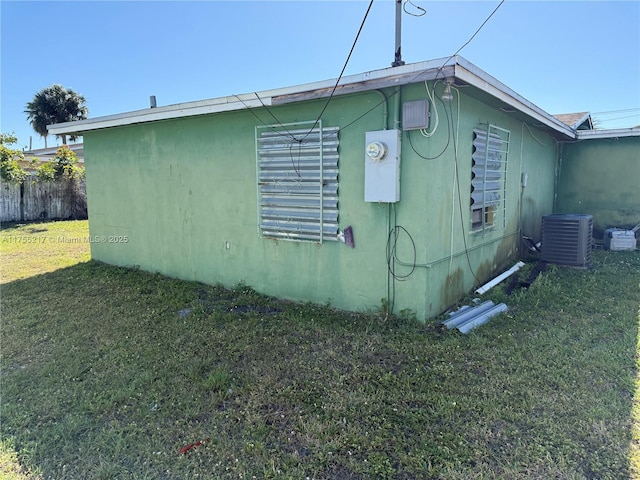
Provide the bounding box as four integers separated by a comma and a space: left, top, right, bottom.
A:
556, 136, 640, 237
83, 81, 558, 320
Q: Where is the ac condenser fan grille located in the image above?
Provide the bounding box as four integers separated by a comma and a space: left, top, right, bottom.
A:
541, 214, 593, 268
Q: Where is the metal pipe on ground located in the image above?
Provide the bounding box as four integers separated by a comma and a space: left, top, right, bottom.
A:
443, 301, 495, 329
457, 303, 508, 334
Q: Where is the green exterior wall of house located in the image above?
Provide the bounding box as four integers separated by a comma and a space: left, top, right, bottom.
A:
556, 136, 640, 237
83, 81, 558, 320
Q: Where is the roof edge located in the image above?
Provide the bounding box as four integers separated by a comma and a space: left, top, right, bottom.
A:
48, 57, 458, 136
48, 56, 574, 140
576, 127, 640, 140
452, 57, 575, 140
553, 112, 594, 130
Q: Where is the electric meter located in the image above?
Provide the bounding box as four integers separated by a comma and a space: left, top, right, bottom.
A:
366, 141, 387, 162
364, 130, 401, 202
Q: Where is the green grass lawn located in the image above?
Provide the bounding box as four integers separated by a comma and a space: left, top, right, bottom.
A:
1, 220, 639, 479
0, 220, 90, 283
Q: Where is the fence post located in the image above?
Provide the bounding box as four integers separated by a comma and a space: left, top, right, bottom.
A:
19, 181, 25, 222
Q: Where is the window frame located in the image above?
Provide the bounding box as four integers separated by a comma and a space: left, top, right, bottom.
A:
470, 124, 510, 233
256, 121, 339, 243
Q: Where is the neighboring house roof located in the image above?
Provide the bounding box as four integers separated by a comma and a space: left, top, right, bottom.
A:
47, 56, 588, 141
576, 127, 640, 140
553, 112, 594, 130
23, 144, 84, 163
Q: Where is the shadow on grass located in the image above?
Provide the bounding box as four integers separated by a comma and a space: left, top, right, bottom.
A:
1, 253, 639, 479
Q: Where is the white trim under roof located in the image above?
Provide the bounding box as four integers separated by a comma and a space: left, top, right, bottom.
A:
576, 127, 640, 140
23, 143, 85, 162
452, 58, 575, 139
48, 56, 576, 140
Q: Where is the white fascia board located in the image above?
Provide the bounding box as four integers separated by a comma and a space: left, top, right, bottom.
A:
47, 94, 269, 135
49, 56, 574, 140
47, 57, 456, 136
576, 127, 640, 140
453, 57, 576, 140
272, 56, 452, 97
271, 56, 455, 101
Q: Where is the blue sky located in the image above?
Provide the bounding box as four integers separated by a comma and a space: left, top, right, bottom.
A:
2, 0, 639, 150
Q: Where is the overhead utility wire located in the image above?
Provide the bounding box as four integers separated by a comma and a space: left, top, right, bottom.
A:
449, 86, 481, 284
451, 0, 504, 57
253, 92, 298, 139
596, 114, 640, 122
298, 0, 375, 142
348, 0, 507, 135
239, 0, 504, 142
393, 1, 506, 287
406, 0, 505, 159
240, 1, 374, 180
234, 0, 374, 145
407, 89, 451, 159
403, 0, 426, 17
591, 107, 640, 115
432, 0, 505, 80
232, 93, 296, 140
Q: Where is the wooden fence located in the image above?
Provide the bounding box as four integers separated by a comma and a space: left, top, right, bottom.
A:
0, 176, 87, 222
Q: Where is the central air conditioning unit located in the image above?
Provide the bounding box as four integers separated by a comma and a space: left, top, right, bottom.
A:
541, 214, 593, 268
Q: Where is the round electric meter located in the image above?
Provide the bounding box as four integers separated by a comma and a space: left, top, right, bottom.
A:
366, 141, 387, 162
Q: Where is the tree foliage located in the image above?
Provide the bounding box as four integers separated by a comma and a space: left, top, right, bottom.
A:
56, 145, 83, 179
25, 84, 88, 144
0, 133, 28, 184
1, 134, 84, 184
36, 145, 84, 181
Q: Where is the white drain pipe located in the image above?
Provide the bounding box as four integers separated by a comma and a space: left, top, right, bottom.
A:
475, 261, 525, 295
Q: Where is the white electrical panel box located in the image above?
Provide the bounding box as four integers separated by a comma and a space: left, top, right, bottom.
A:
364, 129, 401, 203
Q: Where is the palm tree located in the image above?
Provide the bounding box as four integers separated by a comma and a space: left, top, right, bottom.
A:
25, 84, 88, 146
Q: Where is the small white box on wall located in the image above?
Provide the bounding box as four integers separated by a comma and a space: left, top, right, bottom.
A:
364, 129, 401, 203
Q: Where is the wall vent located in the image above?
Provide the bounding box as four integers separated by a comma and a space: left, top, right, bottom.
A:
541, 214, 593, 268
402, 100, 429, 130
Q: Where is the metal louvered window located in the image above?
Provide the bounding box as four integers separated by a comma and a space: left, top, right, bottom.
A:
471, 125, 510, 232
256, 121, 339, 242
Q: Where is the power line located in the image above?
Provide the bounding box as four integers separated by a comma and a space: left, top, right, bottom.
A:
342, 0, 507, 133
232, 93, 297, 141
299, 0, 375, 142
591, 107, 640, 115
450, 0, 505, 58
236, 0, 506, 142
449, 91, 481, 284
403, 0, 426, 17
595, 114, 640, 123
233, 0, 374, 144
433, 0, 505, 80
406, 89, 452, 159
